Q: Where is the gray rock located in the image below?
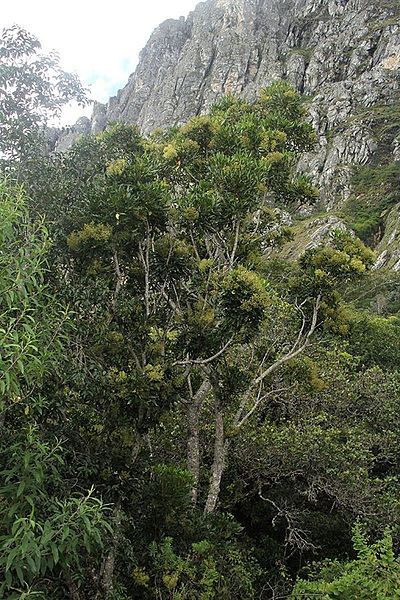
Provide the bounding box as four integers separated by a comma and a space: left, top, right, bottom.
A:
55, 0, 400, 267
91, 0, 398, 209
374, 203, 400, 271
271, 214, 351, 261
53, 116, 92, 153
91, 102, 108, 134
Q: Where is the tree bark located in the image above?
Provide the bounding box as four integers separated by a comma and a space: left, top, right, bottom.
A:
64, 569, 82, 600
187, 378, 210, 505
204, 395, 228, 514
95, 505, 122, 600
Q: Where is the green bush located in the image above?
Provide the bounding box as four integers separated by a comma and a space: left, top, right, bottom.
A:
347, 311, 400, 369
291, 524, 400, 599
342, 162, 400, 243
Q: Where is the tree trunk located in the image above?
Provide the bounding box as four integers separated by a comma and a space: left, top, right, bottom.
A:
95, 506, 122, 600
187, 379, 210, 505
187, 400, 200, 505
64, 569, 82, 600
98, 547, 116, 599
204, 395, 228, 514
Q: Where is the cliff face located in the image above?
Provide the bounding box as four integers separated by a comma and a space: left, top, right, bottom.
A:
102, 0, 398, 138
78, 0, 400, 267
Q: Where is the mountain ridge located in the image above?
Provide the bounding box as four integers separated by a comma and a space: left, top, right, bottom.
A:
56, 0, 400, 268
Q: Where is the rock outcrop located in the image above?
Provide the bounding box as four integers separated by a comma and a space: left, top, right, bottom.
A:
99, 0, 399, 198
375, 203, 400, 271
59, 0, 400, 266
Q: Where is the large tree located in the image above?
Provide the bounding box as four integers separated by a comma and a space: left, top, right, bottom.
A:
17, 78, 398, 598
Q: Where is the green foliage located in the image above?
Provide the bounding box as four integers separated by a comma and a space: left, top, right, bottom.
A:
2, 57, 397, 600
342, 162, 400, 243
0, 179, 112, 598
0, 181, 68, 404
291, 525, 400, 599
347, 310, 400, 369
145, 534, 259, 599
221, 267, 272, 329
0, 427, 111, 597
0, 26, 87, 170
343, 270, 400, 315
236, 416, 375, 508
148, 466, 194, 526
67, 221, 113, 251
294, 232, 374, 331
301, 231, 374, 283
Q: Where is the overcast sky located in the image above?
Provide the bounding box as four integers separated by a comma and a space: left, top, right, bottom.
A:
1, 0, 199, 124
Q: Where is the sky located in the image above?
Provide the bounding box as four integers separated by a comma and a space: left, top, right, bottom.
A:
1, 0, 199, 124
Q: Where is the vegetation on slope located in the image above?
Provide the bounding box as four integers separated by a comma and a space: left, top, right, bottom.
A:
0, 25, 399, 600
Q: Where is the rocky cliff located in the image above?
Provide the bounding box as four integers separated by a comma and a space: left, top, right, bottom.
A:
62, 0, 400, 267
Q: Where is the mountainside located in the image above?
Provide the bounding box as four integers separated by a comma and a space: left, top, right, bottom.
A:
60, 0, 400, 267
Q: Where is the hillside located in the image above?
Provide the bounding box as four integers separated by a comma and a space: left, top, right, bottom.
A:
56, 0, 400, 268
1, 12, 400, 598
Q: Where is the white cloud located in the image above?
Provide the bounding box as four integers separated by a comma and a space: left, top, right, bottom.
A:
1, 0, 199, 124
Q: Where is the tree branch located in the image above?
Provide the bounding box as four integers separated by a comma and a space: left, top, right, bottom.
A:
229, 220, 240, 267
112, 248, 122, 311
252, 295, 321, 389
235, 385, 294, 429
173, 335, 235, 367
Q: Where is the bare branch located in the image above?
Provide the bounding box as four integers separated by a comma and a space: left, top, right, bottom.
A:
229, 220, 240, 267
112, 249, 123, 311
190, 228, 201, 262
161, 289, 179, 312
235, 385, 294, 429
252, 295, 321, 389
138, 224, 151, 318
173, 335, 235, 367
258, 489, 319, 557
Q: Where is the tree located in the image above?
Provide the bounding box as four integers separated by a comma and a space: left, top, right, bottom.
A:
146, 85, 372, 514
32, 84, 322, 513
0, 180, 112, 599
0, 25, 87, 172
21, 83, 390, 598
34, 83, 373, 517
